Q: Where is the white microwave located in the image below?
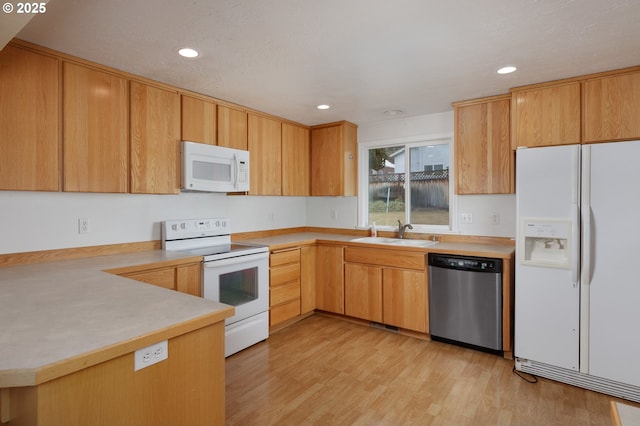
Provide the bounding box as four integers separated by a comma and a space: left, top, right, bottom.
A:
181, 141, 250, 192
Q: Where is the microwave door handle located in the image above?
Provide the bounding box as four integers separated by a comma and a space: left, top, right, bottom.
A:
233, 153, 239, 190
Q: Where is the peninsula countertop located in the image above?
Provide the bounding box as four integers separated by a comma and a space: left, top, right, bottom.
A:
0, 250, 233, 388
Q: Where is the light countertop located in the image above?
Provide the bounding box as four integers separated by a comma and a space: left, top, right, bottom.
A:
239, 232, 515, 259
0, 251, 233, 387
1, 232, 513, 388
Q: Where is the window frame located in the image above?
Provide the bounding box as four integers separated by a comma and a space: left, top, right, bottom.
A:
357, 133, 457, 234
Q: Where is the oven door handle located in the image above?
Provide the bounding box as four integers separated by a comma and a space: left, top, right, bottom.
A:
203, 252, 269, 268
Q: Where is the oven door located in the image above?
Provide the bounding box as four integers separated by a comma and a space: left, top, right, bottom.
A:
203, 252, 268, 325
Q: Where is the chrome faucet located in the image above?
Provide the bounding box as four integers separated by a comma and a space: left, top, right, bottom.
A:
397, 220, 413, 239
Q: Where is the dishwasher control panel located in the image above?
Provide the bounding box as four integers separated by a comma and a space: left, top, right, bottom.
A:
428, 253, 502, 273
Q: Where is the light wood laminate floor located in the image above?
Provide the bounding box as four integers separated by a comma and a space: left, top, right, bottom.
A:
226, 315, 623, 425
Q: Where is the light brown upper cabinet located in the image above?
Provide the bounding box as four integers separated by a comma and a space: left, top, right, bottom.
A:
511, 82, 581, 148
63, 63, 129, 193
583, 70, 640, 143
0, 45, 60, 191
217, 105, 248, 150
453, 94, 513, 194
130, 81, 181, 194
310, 121, 358, 196
181, 95, 217, 145
282, 123, 310, 196
248, 113, 282, 195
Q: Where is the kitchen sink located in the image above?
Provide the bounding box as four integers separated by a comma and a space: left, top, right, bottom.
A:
350, 236, 438, 248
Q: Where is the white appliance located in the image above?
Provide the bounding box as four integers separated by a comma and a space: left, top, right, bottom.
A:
181, 141, 250, 192
162, 218, 269, 357
515, 141, 640, 403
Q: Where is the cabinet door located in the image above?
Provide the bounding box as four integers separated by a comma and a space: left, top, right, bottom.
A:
512, 82, 581, 148
217, 105, 247, 150
124, 267, 176, 290
0, 45, 60, 191
63, 63, 129, 192
310, 122, 357, 196
248, 114, 282, 195
130, 82, 181, 194
300, 245, 316, 314
344, 263, 382, 322
454, 96, 512, 194
382, 269, 427, 333
282, 123, 310, 196
583, 71, 640, 143
181, 95, 216, 145
176, 262, 202, 296
311, 125, 341, 196
315, 245, 344, 314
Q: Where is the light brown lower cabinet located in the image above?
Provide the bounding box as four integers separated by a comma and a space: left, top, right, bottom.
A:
344, 263, 382, 322
111, 261, 202, 297
270, 248, 302, 326
268, 245, 316, 327
2, 322, 226, 426
382, 269, 428, 333
300, 245, 316, 314
315, 244, 344, 314
343, 246, 428, 333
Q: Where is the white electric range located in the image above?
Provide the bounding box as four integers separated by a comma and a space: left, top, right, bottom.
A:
162, 218, 269, 357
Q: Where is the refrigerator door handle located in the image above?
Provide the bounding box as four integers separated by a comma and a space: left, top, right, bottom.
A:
570, 145, 580, 288
582, 145, 592, 287
571, 203, 580, 287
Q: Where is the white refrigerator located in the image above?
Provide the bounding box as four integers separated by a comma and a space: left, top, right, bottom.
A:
515, 141, 640, 403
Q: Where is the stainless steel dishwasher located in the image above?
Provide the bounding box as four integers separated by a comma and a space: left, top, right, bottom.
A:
428, 253, 503, 354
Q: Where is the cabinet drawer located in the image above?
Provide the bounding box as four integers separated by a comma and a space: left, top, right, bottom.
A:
270, 248, 301, 267
344, 247, 425, 270
124, 267, 175, 290
270, 281, 300, 306
270, 262, 300, 286
270, 299, 301, 325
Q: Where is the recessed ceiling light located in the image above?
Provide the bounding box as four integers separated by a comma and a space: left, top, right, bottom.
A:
317, 104, 330, 110
497, 65, 517, 74
178, 48, 199, 58
384, 109, 404, 116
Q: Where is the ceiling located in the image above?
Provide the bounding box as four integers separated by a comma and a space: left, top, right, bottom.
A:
11, 0, 640, 126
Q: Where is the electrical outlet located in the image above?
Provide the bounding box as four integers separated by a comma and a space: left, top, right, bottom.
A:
134, 340, 168, 371
78, 218, 89, 234
490, 212, 501, 225
460, 213, 473, 224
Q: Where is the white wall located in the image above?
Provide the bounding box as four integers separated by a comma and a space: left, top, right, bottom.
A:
457, 194, 515, 238
305, 196, 358, 229
227, 195, 307, 232
0, 191, 306, 254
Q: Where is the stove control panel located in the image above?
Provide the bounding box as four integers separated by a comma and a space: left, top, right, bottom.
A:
163, 217, 230, 241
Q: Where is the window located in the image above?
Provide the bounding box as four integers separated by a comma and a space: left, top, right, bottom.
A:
360, 138, 454, 231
